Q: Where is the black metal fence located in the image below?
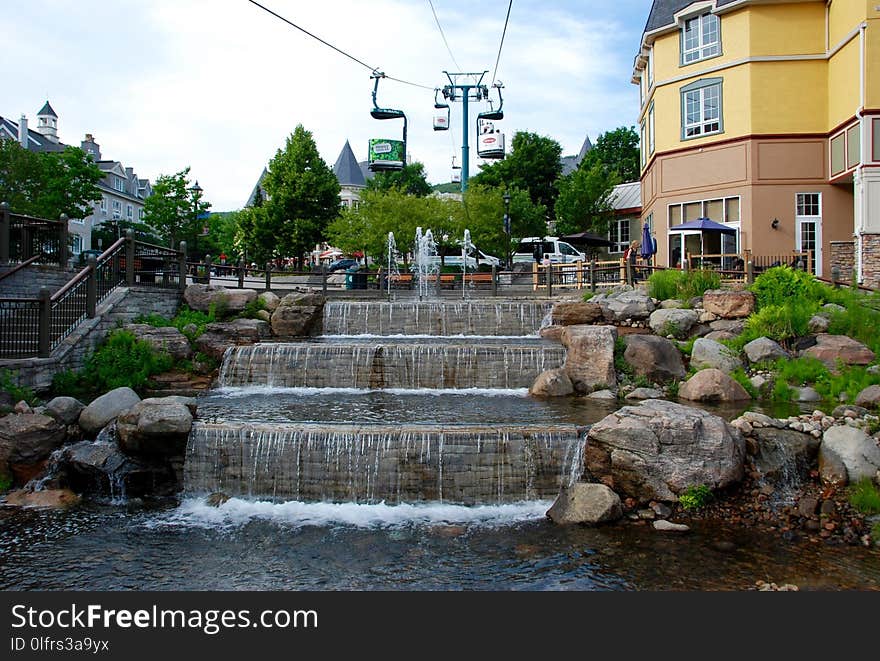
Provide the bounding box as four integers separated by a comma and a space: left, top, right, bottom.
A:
0, 202, 68, 267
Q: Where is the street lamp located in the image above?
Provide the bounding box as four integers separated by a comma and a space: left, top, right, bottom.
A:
502, 189, 511, 269
189, 180, 203, 258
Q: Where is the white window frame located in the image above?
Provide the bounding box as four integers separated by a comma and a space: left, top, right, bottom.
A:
647, 47, 654, 88
71, 234, 83, 255
100, 196, 107, 213
681, 12, 721, 65
648, 103, 655, 155
795, 192, 822, 275
681, 78, 723, 140
609, 218, 631, 254
126, 204, 133, 219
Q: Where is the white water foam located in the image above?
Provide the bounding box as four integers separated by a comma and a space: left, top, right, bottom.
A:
321, 334, 541, 340
148, 497, 552, 530
211, 386, 530, 398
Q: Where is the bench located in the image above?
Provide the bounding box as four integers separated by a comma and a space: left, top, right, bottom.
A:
388, 273, 413, 288
464, 273, 494, 288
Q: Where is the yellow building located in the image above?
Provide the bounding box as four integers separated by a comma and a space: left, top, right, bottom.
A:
633, 0, 880, 284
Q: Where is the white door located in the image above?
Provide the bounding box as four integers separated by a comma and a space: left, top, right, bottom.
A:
795, 193, 822, 275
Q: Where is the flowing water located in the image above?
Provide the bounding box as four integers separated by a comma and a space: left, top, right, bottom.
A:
2, 298, 878, 590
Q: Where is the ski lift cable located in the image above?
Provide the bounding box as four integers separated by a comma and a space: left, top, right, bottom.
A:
427, 0, 463, 71
246, 0, 434, 90
490, 0, 513, 87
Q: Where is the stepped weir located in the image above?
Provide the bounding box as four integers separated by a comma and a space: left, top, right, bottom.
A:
185, 298, 587, 505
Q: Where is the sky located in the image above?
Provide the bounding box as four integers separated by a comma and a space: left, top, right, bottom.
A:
2, 0, 651, 211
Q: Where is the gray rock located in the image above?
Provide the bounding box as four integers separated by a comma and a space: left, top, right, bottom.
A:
138, 396, 198, 415
623, 335, 686, 383
257, 291, 281, 312
808, 314, 830, 334
123, 324, 192, 361
702, 289, 755, 319
625, 387, 664, 400
648, 308, 699, 338
794, 386, 822, 402
679, 368, 751, 402
798, 496, 818, 517
750, 375, 769, 391
867, 365, 880, 376
742, 411, 785, 428
822, 303, 845, 313
704, 330, 737, 342
196, 319, 271, 360
78, 387, 141, 435
256, 310, 272, 322
44, 396, 85, 426
116, 399, 193, 456
529, 369, 574, 397
550, 302, 604, 326
562, 325, 617, 393
832, 405, 869, 419
709, 319, 745, 335
599, 291, 655, 323
546, 483, 623, 525
820, 425, 880, 484
588, 389, 618, 400
653, 520, 690, 532
14, 401, 31, 414
184, 284, 258, 314
690, 337, 743, 373
855, 385, 880, 409
651, 502, 672, 518
659, 299, 685, 309
272, 292, 325, 337
744, 337, 789, 364
752, 427, 821, 484
586, 399, 746, 502
0, 413, 66, 465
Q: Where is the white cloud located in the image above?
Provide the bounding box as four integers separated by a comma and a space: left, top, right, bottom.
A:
2, 0, 647, 210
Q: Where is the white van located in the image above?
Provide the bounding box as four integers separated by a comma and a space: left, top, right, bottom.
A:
512, 237, 586, 264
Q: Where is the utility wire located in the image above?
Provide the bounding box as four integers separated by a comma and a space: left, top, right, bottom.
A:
427, 0, 463, 71
246, 0, 433, 90
490, 0, 513, 87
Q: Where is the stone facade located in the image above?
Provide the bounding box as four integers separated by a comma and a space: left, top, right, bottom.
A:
860, 234, 880, 290
830, 241, 855, 284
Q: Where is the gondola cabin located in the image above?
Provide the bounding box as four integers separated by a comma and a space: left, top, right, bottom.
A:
433, 112, 449, 130
368, 138, 405, 171
477, 121, 505, 159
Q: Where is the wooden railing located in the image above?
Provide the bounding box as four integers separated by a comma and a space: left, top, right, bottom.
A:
0, 230, 186, 358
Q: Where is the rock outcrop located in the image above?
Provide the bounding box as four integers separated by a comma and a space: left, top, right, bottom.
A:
124, 324, 192, 360
690, 338, 743, 373
273, 292, 325, 337
529, 369, 574, 397
678, 368, 751, 402
819, 425, 880, 485
744, 337, 789, 364
78, 387, 141, 436
195, 319, 271, 360
623, 335, 685, 383
550, 302, 604, 326
184, 284, 258, 313
116, 397, 195, 456
561, 325, 617, 393
802, 334, 875, 370
545, 483, 623, 525
647, 309, 698, 338
702, 289, 755, 318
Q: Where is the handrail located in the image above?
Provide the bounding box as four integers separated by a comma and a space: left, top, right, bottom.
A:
0, 253, 44, 283
50, 263, 93, 303
97, 237, 126, 262
133, 239, 180, 255
0, 295, 40, 303
8, 212, 62, 226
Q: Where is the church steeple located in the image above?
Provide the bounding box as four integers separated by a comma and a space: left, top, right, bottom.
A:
35, 100, 59, 143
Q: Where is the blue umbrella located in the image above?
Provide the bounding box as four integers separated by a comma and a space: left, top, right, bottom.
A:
640, 223, 656, 260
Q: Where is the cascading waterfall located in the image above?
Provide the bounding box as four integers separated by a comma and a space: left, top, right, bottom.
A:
185, 423, 587, 505
413, 227, 439, 299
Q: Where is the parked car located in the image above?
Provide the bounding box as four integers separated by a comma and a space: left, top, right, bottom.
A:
512, 237, 586, 264
327, 258, 359, 272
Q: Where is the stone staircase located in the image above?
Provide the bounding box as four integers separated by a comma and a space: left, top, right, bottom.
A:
0, 264, 79, 298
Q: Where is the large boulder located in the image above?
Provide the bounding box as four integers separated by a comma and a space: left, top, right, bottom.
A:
702, 289, 755, 319
546, 483, 623, 525
184, 284, 257, 314
819, 426, 880, 485
744, 337, 789, 364
123, 324, 192, 360
709, 319, 745, 335
44, 396, 85, 426
562, 325, 617, 393
60, 440, 179, 498
855, 385, 880, 409
678, 368, 751, 402
258, 291, 281, 313
690, 338, 742, 373
529, 369, 574, 397
597, 291, 655, 323
802, 334, 875, 370
4, 489, 80, 509
551, 302, 603, 326
623, 335, 685, 383
273, 292, 326, 337
585, 399, 746, 502
195, 319, 271, 360
116, 398, 194, 456
78, 387, 141, 435
0, 413, 66, 484
648, 308, 698, 338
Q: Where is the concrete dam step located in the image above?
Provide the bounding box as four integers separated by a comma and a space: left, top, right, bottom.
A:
219, 341, 567, 390
185, 422, 586, 505
320, 300, 552, 336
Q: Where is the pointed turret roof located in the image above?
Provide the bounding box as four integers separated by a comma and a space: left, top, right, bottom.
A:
333, 140, 366, 188
37, 100, 57, 118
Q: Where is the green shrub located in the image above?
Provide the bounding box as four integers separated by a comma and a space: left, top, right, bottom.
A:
774, 357, 830, 386
666, 380, 681, 398
648, 269, 685, 301
679, 270, 721, 301
239, 298, 267, 320
824, 291, 880, 355
0, 369, 38, 406
730, 368, 757, 398
750, 266, 826, 310
770, 379, 794, 402
677, 337, 697, 357
80, 330, 173, 393
135, 305, 215, 341
848, 479, 880, 515
0, 473, 11, 493
679, 484, 713, 510
132, 312, 173, 328
614, 337, 632, 377
740, 303, 816, 345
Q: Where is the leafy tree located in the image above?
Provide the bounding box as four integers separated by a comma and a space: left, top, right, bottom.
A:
554, 162, 621, 236
0, 141, 102, 220
581, 126, 640, 182
199, 211, 241, 260
234, 205, 274, 265
472, 131, 563, 213
262, 125, 340, 267
366, 162, 432, 197
455, 185, 546, 259
142, 167, 210, 250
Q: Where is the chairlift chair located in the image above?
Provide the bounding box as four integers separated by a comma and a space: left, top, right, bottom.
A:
433, 88, 450, 131
368, 71, 408, 172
